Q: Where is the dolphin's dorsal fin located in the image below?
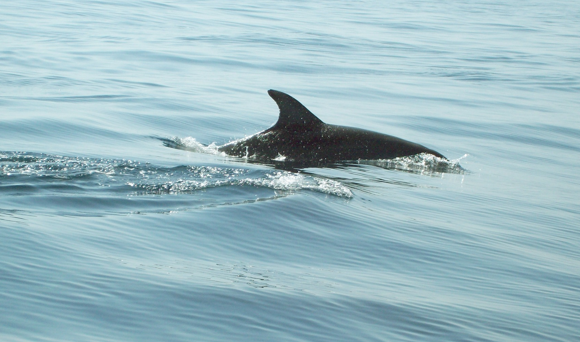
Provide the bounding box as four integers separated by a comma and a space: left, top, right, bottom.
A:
268, 89, 323, 128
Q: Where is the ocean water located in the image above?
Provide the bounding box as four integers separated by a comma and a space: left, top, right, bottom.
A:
1, 1, 579, 341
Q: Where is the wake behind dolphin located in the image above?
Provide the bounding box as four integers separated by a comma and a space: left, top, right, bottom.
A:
218, 90, 446, 163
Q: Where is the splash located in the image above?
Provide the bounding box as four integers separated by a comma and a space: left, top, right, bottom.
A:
0, 152, 352, 198
160, 136, 223, 155
360, 153, 466, 175
127, 170, 352, 198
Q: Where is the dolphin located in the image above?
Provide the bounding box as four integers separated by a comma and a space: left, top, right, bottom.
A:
218, 90, 446, 163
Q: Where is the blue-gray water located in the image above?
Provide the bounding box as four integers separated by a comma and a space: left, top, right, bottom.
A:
1, 1, 579, 341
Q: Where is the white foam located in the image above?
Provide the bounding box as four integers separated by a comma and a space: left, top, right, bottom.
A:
363, 153, 466, 174
173, 137, 222, 155
127, 170, 353, 198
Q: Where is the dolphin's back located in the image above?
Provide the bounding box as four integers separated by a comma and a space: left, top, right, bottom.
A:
218, 90, 446, 163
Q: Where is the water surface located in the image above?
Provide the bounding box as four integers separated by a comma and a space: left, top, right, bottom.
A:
1, 1, 579, 341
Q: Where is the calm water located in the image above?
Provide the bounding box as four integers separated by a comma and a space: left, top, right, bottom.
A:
1, 1, 579, 341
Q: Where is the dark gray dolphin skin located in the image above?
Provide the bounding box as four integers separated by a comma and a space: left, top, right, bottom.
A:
218, 90, 446, 163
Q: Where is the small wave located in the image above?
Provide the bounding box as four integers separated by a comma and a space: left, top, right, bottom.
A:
1, 152, 352, 198
358, 153, 467, 175
0, 152, 117, 179
158, 136, 223, 155
127, 171, 352, 198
